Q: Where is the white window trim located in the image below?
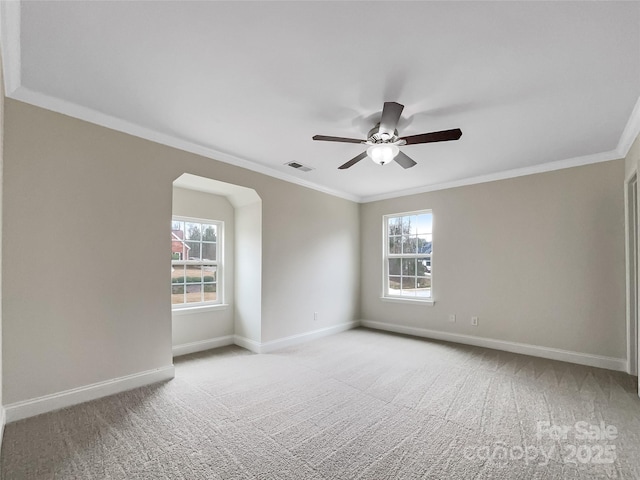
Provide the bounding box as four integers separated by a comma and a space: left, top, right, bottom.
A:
382, 209, 435, 305
172, 304, 230, 316
380, 296, 434, 306
171, 215, 224, 309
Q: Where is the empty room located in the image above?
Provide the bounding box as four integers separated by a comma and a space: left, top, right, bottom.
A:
0, 1, 639, 478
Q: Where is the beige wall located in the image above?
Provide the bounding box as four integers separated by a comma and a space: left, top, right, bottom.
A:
2, 92, 631, 405
361, 160, 627, 358
171, 187, 235, 346
235, 201, 262, 342
2, 99, 360, 404
260, 186, 360, 341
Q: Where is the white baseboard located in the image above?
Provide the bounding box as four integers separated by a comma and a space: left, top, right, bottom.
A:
361, 320, 627, 372
233, 321, 360, 354
260, 321, 359, 353
1, 323, 355, 423
173, 335, 234, 357
233, 334, 262, 353
4, 365, 175, 423
0, 407, 5, 451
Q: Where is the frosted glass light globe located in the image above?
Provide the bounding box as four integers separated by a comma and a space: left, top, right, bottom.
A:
367, 144, 399, 165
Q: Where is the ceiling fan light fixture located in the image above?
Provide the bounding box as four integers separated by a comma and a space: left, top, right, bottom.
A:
367, 144, 399, 166
312, 101, 461, 169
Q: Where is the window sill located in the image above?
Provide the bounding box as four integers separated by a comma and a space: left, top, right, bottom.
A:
380, 296, 435, 306
172, 304, 229, 316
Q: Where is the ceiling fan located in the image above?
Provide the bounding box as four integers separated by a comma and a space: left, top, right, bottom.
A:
312, 102, 462, 169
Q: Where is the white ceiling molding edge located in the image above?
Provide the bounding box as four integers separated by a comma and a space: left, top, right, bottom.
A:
360, 149, 622, 204
363, 94, 640, 203
8, 86, 634, 206
617, 95, 640, 158
0, 1, 360, 203
1, 2, 638, 205
9, 86, 361, 203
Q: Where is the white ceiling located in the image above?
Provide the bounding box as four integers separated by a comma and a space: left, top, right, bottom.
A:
2, 1, 640, 202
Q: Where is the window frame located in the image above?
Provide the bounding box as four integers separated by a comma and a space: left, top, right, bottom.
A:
382, 209, 434, 305
171, 215, 223, 309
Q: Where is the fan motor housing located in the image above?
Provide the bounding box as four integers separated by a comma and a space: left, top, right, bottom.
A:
367, 123, 398, 144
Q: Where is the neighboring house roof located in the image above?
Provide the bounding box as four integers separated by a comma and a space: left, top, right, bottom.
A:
418, 243, 432, 255
171, 231, 191, 252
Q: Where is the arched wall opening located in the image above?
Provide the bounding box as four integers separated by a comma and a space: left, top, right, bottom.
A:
171, 173, 262, 357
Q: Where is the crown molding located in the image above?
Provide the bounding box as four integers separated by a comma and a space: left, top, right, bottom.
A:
9, 86, 361, 203
617, 95, 640, 158
0, 3, 361, 203
360, 149, 623, 203
6, 84, 632, 206
0, 2, 637, 205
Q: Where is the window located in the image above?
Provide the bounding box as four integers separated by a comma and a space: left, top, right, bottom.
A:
171, 216, 222, 307
384, 210, 433, 301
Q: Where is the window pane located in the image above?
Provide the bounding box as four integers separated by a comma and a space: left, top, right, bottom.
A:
171, 220, 183, 232
186, 241, 201, 260
203, 265, 217, 283
410, 215, 419, 234
402, 235, 416, 254
186, 223, 202, 241
171, 264, 185, 283
402, 258, 416, 276
186, 284, 203, 303
204, 283, 217, 302
416, 214, 432, 234
202, 242, 216, 261
388, 258, 401, 276
185, 265, 202, 283
400, 216, 410, 235
417, 277, 431, 288
401, 276, 417, 297
202, 224, 217, 242
416, 277, 431, 297
388, 217, 402, 236
171, 222, 187, 260
389, 236, 401, 254
401, 276, 416, 289
417, 257, 431, 277
417, 236, 432, 255
172, 240, 188, 260
171, 284, 185, 304
388, 276, 401, 295
171, 262, 186, 305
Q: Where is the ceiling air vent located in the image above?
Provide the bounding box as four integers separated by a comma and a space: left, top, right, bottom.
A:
285, 161, 314, 172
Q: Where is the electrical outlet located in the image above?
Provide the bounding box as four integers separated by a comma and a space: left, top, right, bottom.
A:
471, 316, 479, 326
314, 312, 318, 321
448, 314, 456, 323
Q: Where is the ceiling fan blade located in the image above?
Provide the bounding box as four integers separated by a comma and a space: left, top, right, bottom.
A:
313, 135, 365, 144
378, 102, 404, 137
400, 128, 462, 145
394, 151, 417, 169
338, 151, 368, 170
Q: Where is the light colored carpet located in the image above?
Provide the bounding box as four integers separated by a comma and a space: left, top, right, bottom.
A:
2, 327, 640, 479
